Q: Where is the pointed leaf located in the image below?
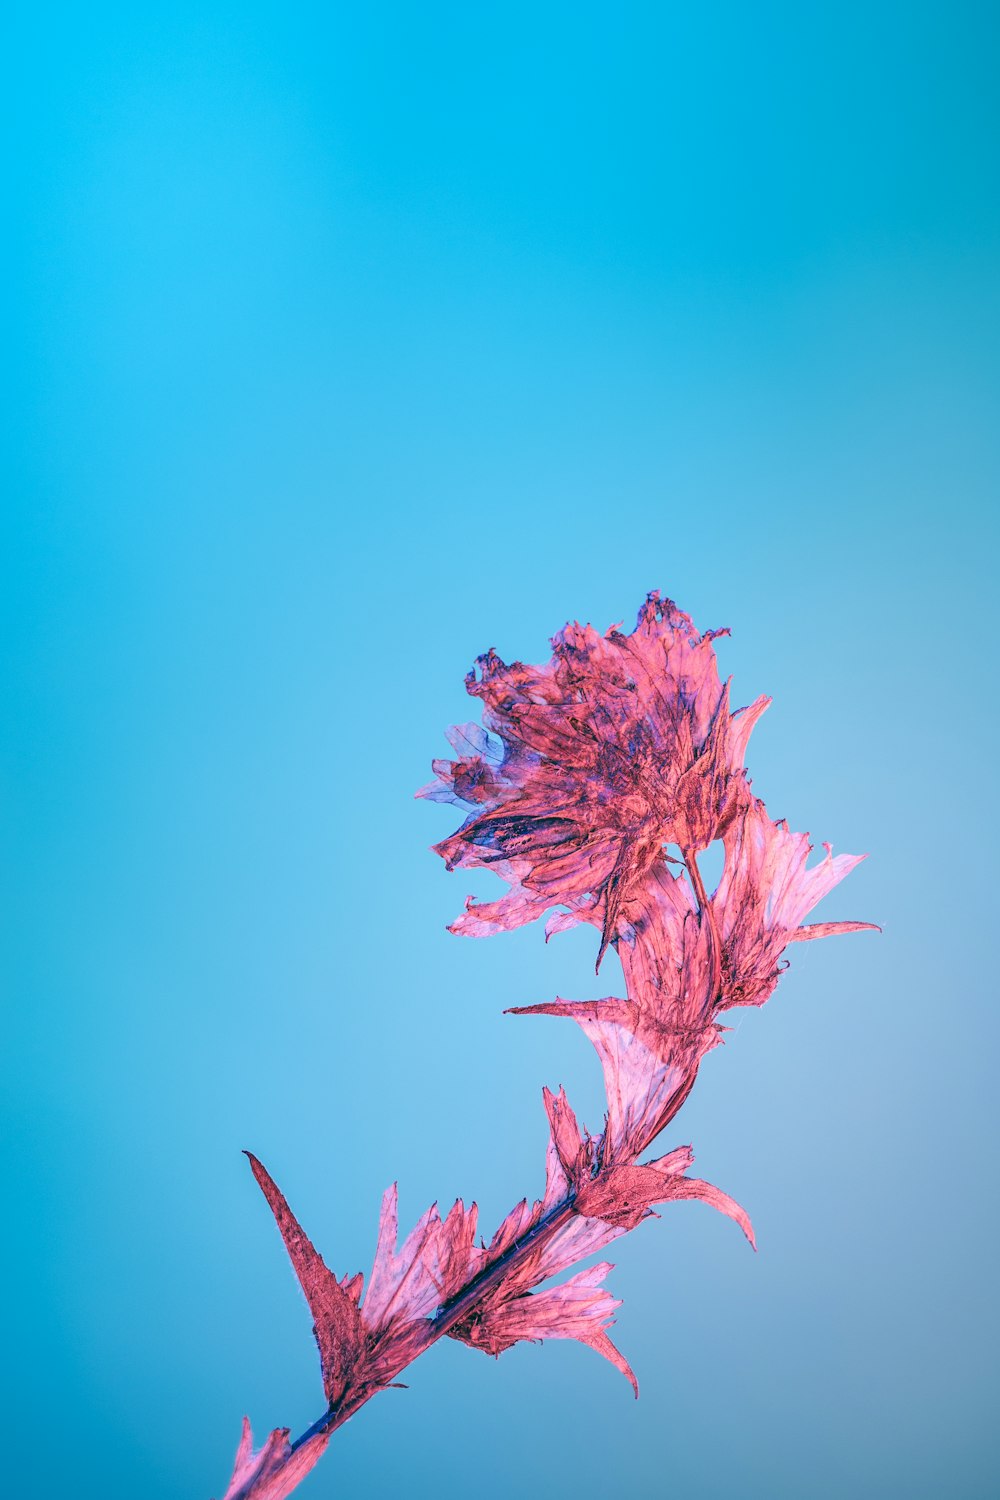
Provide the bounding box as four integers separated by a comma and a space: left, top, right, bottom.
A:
246, 1154, 366, 1406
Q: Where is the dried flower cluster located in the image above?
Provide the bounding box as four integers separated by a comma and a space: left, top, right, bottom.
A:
214, 592, 875, 1500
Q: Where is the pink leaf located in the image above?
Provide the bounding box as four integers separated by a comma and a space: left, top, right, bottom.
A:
452, 1262, 638, 1396
247, 1155, 482, 1397
661, 1171, 757, 1248
509, 996, 715, 1156
216, 1417, 329, 1500
363, 1184, 480, 1336
542, 1084, 587, 1179
791, 919, 881, 942
246, 1154, 367, 1406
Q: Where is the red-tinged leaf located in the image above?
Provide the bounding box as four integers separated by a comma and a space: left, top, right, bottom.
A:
246, 1154, 367, 1406
565, 1138, 754, 1246
349, 1189, 486, 1388
215, 1417, 329, 1500
363, 1185, 480, 1335
615, 862, 720, 1028
511, 998, 702, 1157
460, 1101, 625, 1324
714, 798, 876, 1010
791, 919, 881, 942
593, 1142, 754, 1246
509, 996, 636, 1025
661, 1172, 757, 1248
425, 592, 767, 959
249, 1153, 494, 1403
452, 1262, 638, 1396
542, 1084, 587, 1180
537, 1206, 626, 1282
477, 1145, 619, 1282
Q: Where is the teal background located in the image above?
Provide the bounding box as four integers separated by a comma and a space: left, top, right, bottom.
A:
3, 4, 998, 1497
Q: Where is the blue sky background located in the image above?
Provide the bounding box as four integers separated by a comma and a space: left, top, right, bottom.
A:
3, 4, 998, 1497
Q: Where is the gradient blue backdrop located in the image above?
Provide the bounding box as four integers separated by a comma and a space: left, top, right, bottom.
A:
3, 4, 998, 1497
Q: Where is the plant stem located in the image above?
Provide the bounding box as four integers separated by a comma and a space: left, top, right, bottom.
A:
242, 911, 702, 1491
292, 1197, 579, 1449
682, 847, 722, 1017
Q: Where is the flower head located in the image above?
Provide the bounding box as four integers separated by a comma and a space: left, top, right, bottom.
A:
420, 591, 769, 967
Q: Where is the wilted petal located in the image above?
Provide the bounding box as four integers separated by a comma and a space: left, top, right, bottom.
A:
618, 591, 728, 748
725, 692, 771, 778
216, 1417, 329, 1500
448, 875, 565, 938
508, 996, 637, 1026
444, 722, 499, 761
543, 902, 597, 940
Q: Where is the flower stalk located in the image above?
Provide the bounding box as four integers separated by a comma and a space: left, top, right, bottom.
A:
213, 592, 876, 1500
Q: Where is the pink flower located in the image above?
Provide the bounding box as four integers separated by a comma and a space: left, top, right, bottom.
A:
216, 589, 878, 1500
713, 798, 879, 1011
420, 592, 769, 967
510, 811, 877, 1154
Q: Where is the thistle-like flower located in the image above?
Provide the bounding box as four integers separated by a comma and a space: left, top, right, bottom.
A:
215, 590, 875, 1500
420, 590, 770, 967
